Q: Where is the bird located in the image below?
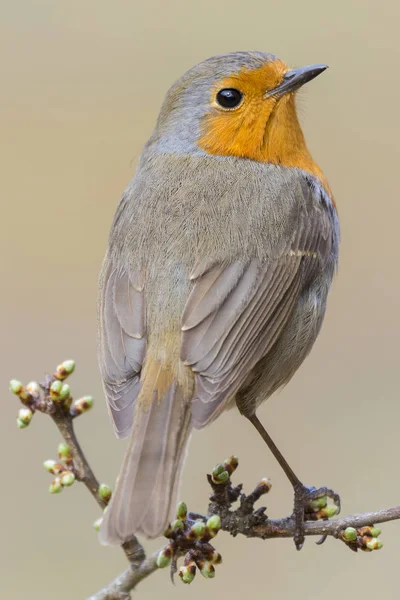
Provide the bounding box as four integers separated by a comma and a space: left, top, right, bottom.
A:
97, 51, 340, 551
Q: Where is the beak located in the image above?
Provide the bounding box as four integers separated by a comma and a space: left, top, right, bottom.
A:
265, 64, 328, 98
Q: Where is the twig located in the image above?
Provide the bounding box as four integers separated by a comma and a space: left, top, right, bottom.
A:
87, 553, 159, 600
9, 362, 400, 600
89, 507, 400, 599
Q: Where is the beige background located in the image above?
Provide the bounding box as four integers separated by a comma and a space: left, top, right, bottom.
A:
1, 0, 400, 598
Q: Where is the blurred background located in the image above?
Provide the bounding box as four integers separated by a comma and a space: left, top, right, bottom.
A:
1, 0, 399, 598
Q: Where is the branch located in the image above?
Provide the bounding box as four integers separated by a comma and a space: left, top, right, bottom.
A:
9, 361, 400, 600
9, 363, 144, 571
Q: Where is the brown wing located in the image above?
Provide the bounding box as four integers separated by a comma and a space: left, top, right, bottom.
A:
181, 184, 335, 428
97, 257, 146, 438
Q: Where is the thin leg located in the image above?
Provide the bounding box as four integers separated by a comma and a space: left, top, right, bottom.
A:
247, 413, 340, 550
247, 413, 302, 489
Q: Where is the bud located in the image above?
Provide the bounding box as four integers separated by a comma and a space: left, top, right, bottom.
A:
58, 442, 72, 464
156, 545, 173, 568
179, 564, 196, 584
172, 519, 184, 531
59, 384, 71, 401
200, 561, 215, 579
189, 521, 206, 539
26, 381, 40, 396
343, 527, 357, 542
43, 460, 64, 475
49, 478, 63, 494
18, 407, 33, 427
309, 496, 328, 511
10, 379, 29, 401
163, 524, 173, 538
54, 360, 75, 380
315, 505, 338, 519
60, 471, 75, 487
358, 526, 381, 538
323, 505, 339, 518
206, 514, 221, 537
206, 550, 222, 565
211, 464, 229, 485
176, 501, 187, 520
93, 517, 103, 532
223, 455, 239, 475
98, 483, 112, 503
50, 380, 63, 401
70, 396, 93, 416
366, 537, 383, 551
370, 527, 381, 538
249, 477, 272, 501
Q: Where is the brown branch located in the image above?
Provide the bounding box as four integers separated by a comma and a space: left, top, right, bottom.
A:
9, 364, 400, 600
89, 506, 400, 599
51, 409, 105, 508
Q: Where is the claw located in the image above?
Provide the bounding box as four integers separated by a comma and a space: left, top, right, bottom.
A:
315, 534, 328, 545
293, 484, 341, 550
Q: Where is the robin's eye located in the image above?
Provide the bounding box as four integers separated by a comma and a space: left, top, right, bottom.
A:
216, 88, 243, 109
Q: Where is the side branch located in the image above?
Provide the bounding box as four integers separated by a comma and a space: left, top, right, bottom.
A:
9, 362, 400, 600
90, 506, 400, 599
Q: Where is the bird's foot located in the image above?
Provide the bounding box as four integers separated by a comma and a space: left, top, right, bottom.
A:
293, 484, 341, 550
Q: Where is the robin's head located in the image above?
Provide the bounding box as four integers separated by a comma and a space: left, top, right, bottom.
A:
150, 52, 328, 170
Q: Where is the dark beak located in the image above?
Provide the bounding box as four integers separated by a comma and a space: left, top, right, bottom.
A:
265, 64, 328, 98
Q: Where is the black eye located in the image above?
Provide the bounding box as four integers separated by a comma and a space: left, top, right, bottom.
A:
216, 88, 243, 109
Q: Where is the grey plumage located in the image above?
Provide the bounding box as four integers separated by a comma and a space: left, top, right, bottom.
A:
98, 52, 339, 544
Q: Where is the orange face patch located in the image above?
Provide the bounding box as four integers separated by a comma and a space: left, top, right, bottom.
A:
199, 60, 287, 161
198, 59, 332, 198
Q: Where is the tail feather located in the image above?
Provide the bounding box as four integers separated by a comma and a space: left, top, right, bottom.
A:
100, 374, 192, 544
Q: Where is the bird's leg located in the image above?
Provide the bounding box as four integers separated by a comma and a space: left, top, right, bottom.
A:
246, 413, 340, 550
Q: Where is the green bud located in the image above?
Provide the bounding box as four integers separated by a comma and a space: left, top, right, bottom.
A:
58, 442, 72, 461
49, 478, 63, 494
323, 505, 339, 518
156, 546, 173, 568
18, 407, 33, 426
172, 519, 184, 531
98, 483, 112, 503
10, 379, 29, 401
212, 464, 225, 476
366, 538, 383, 550
60, 471, 75, 486
370, 527, 381, 538
176, 501, 187, 520
50, 380, 63, 400
343, 527, 357, 542
190, 521, 206, 539
59, 384, 71, 400
10, 379, 23, 395
179, 564, 196, 584
211, 465, 229, 484
93, 518, 103, 532
200, 562, 215, 579
17, 417, 28, 429
309, 495, 328, 510
54, 360, 75, 380
70, 396, 94, 416
206, 514, 221, 536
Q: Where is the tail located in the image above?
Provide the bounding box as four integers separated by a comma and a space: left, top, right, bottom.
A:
100, 373, 192, 544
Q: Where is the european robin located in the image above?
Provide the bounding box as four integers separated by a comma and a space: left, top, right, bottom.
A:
98, 51, 340, 550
